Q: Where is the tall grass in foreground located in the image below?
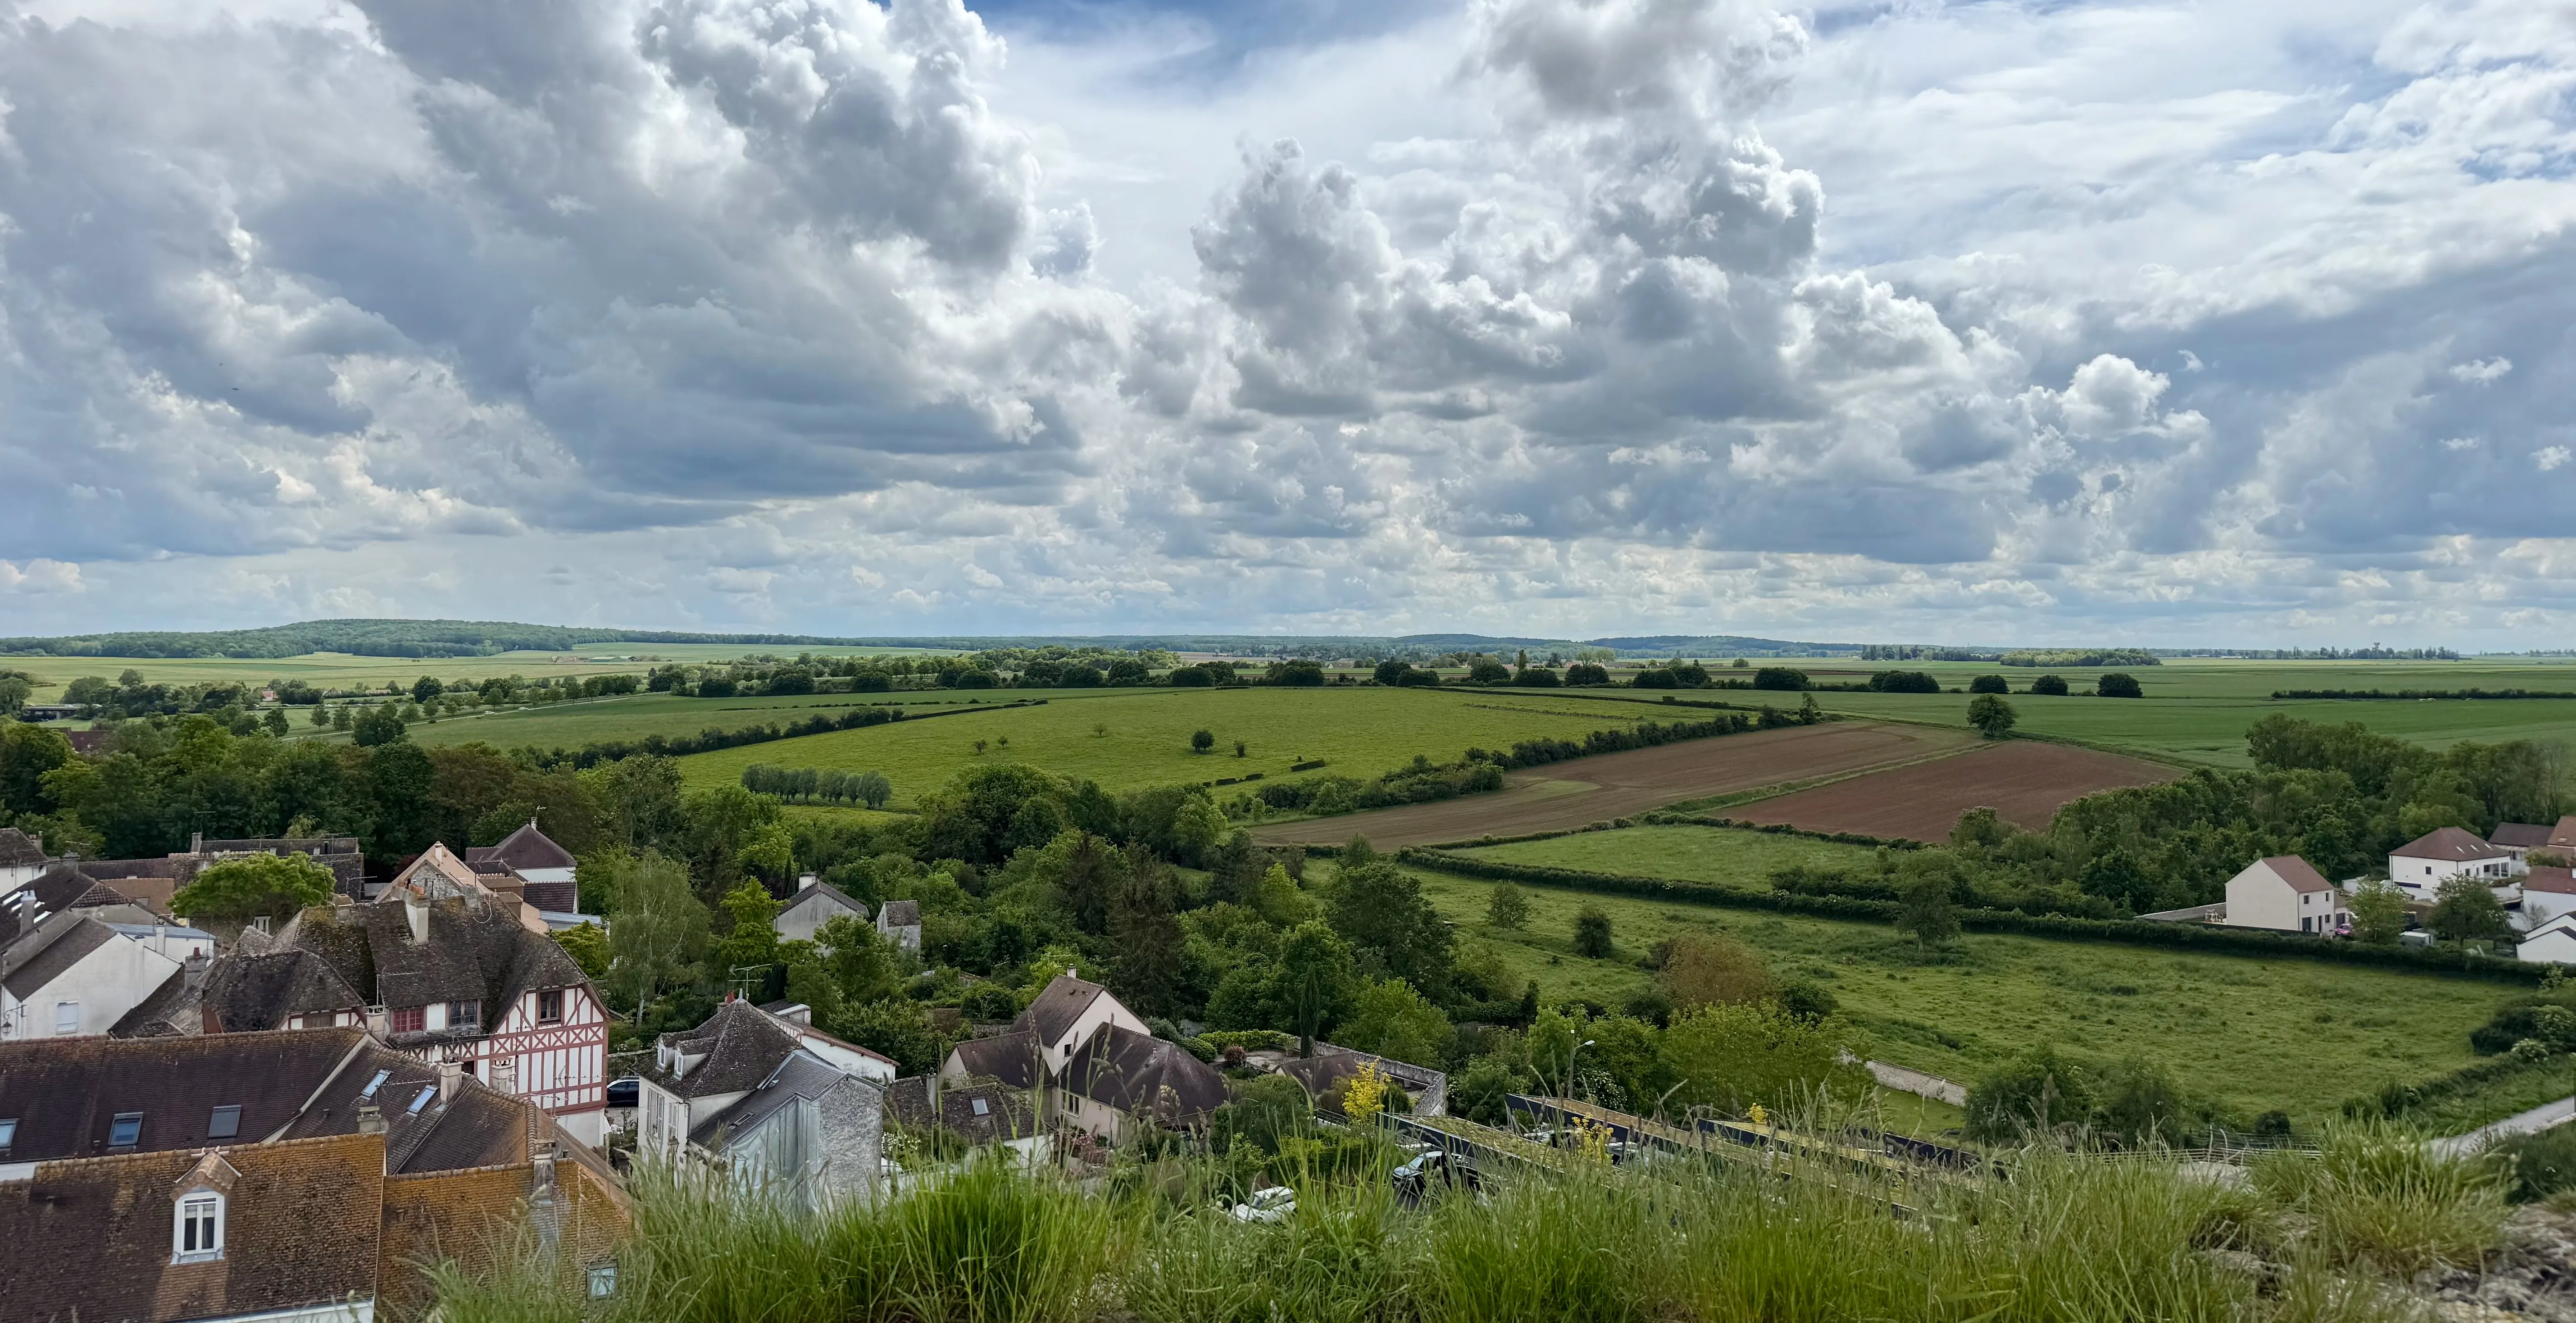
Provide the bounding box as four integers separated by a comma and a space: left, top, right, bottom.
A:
431, 1129, 2508, 1323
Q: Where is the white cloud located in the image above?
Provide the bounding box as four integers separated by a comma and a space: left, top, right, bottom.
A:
0, 0, 2571, 646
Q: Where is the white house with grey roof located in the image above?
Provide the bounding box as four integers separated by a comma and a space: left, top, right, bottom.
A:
1, 911, 196, 1040
774, 877, 867, 943
635, 999, 893, 1210
2222, 856, 2349, 934
875, 899, 922, 952
2389, 828, 2523, 898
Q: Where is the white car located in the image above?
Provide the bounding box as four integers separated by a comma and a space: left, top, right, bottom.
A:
1229, 1186, 1296, 1223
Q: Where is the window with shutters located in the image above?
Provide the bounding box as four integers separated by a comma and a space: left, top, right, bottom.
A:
391, 1005, 427, 1034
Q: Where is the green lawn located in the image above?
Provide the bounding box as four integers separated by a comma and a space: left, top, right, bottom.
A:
1452, 825, 1880, 892
1417, 866, 2508, 1127
673, 687, 1678, 808
401, 690, 1065, 751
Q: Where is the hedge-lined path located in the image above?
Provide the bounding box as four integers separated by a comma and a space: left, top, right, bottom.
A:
1250, 720, 1977, 849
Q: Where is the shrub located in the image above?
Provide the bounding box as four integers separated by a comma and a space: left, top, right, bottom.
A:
2096, 673, 2144, 699
1486, 881, 1529, 929
2498, 1123, 2576, 1201
1467, 659, 1512, 684
1572, 904, 1613, 957
1564, 662, 1610, 686
1750, 666, 1808, 691
1192, 729, 1216, 754
2029, 674, 2069, 696
1657, 932, 1772, 1010
1965, 1047, 2098, 1142
1866, 670, 1939, 694
2253, 1117, 2509, 1275
1511, 667, 1561, 687
1968, 674, 2010, 694
1269, 660, 1328, 686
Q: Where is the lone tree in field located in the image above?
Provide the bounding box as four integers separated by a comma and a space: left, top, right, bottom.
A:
2096, 673, 2144, 699
2029, 674, 2069, 696
1966, 694, 2019, 739
1487, 881, 1529, 929
1896, 871, 1961, 949
1968, 675, 2010, 695
1192, 728, 1216, 754
1573, 904, 1613, 958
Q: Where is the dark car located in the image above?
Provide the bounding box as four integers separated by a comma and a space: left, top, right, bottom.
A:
605, 1077, 640, 1108
1392, 1150, 1481, 1206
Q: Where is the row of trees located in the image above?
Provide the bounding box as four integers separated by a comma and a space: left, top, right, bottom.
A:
739, 764, 893, 808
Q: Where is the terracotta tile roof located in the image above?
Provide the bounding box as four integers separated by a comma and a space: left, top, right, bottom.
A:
0, 1133, 385, 1323
1061, 1024, 1227, 1125
466, 822, 577, 874
2395, 827, 2509, 862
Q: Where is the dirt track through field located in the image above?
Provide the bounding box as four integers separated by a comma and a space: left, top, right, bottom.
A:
1730, 740, 2180, 842
1250, 721, 1979, 850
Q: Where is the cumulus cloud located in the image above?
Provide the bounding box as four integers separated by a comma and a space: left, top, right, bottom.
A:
0, 0, 2571, 644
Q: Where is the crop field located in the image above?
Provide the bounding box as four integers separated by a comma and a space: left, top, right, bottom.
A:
1254, 720, 1980, 849
672, 687, 1678, 808
1414, 866, 2506, 1126
1451, 824, 1882, 890
401, 690, 1081, 751
1730, 741, 2179, 842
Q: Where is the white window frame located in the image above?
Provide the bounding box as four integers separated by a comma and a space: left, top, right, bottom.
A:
173, 1190, 224, 1263
53, 1001, 79, 1036
587, 1263, 618, 1299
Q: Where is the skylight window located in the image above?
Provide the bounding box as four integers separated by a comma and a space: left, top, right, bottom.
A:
408, 1086, 436, 1115
206, 1106, 240, 1140
970, 1098, 990, 1117
0, 1118, 17, 1150
109, 1113, 143, 1147
361, 1069, 391, 1099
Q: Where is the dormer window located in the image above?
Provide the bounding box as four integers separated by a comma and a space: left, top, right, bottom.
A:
449, 1000, 481, 1030
173, 1191, 224, 1263
391, 1005, 426, 1034
538, 990, 563, 1025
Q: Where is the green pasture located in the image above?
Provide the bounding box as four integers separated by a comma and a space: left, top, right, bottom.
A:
672, 687, 1672, 807
1803, 690, 2576, 766
399, 690, 1055, 751
1416, 866, 2505, 1126
1452, 824, 1880, 891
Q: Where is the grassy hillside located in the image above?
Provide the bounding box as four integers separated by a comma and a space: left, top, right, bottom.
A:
1416, 865, 2503, 1125
671, 687, 1680, 807
1451, 825, 1882, 890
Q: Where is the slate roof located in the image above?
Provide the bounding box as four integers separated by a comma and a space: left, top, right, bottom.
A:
199, 948, 367, 1032
689, 1049, 874, 1148
56, 857, 183, 913
290, 895, 587, 1027
2492, 823, 2554, 849
884, 1076, 1036, 1144
878, 899, 921, 928
2394, 827, 2510, 862
2257, 856, 2334, 894
0, 1133, 385, 1323
646, 999, 803, 1100
466, 821, 578, 874
946, 1029, 1046, 1090
1061, 1025, 1227, 1125
19, 865, 150, 917
1, 914, 118, 1000
519, 880, 578, 914
1012, 974, 1110, 1048
779, 881, 866, 923
109, 961, 208, 1039
0, 827, 45, 867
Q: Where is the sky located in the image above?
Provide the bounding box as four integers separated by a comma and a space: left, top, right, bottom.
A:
0, 0, 2570, 647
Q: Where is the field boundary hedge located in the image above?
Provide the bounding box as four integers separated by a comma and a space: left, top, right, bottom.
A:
1400, 849, 2549, 985
518, 699, 1046, 769
2271, 689, 2576, 701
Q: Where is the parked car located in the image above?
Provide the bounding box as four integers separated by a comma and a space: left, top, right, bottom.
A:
1228, 1186, 1296, 1223
605, 1077, 640, 1108
1392, 1150, 1481, 1206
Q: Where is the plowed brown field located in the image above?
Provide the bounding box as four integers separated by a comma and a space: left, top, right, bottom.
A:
1250, 720, 1979, 850
1731, 740, 2180, 842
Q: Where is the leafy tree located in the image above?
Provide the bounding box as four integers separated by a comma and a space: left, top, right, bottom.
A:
1659, 1004, 1868, 1118
917, 763, 1076, 867
310, 704, 332, 727
1371, 659, 1412, 685
1896, 868, 1961, 947
713, 880, 782, 985
678, 783, 787, 899
2096, 673, 2144, 699
1327, 861, 1454, 995
2093, 1058, 2191, 1148
2029, 674, 2069, 696
2429, 874, 2512, 945
813, 913, 902, 1006
2348, 877, 2411, 945
351, 703, 408, 747
554, 922, 610, 979
1466, 658, 1511, 684
1110, 847, 1189, 1015
1278, 921, 1357, 1056
1657, 932, 1772, 1010
0, 723, 71, 816
261, 708, 291, 737
411, 676, 444, 703
1212, 1074, 1314, 1154
604, 851, 709, 1014
1192, 729, 1216, 754
1447, 1054, 1526, 1127
1966, 694, 2019, 739
836, 999, 949, 1076
1486, 880, 1530, 929
1751, 667, 1808, 691
330, 706, 353, 731
582, 754, 686, 850
1968, 675, 2010, 695
170, 853, 337, 923
1572, 904, 1613, 958
1337, 978, 1450, 1066
1247, 862, 1314, 927
1964, 1047, 2097, 1142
